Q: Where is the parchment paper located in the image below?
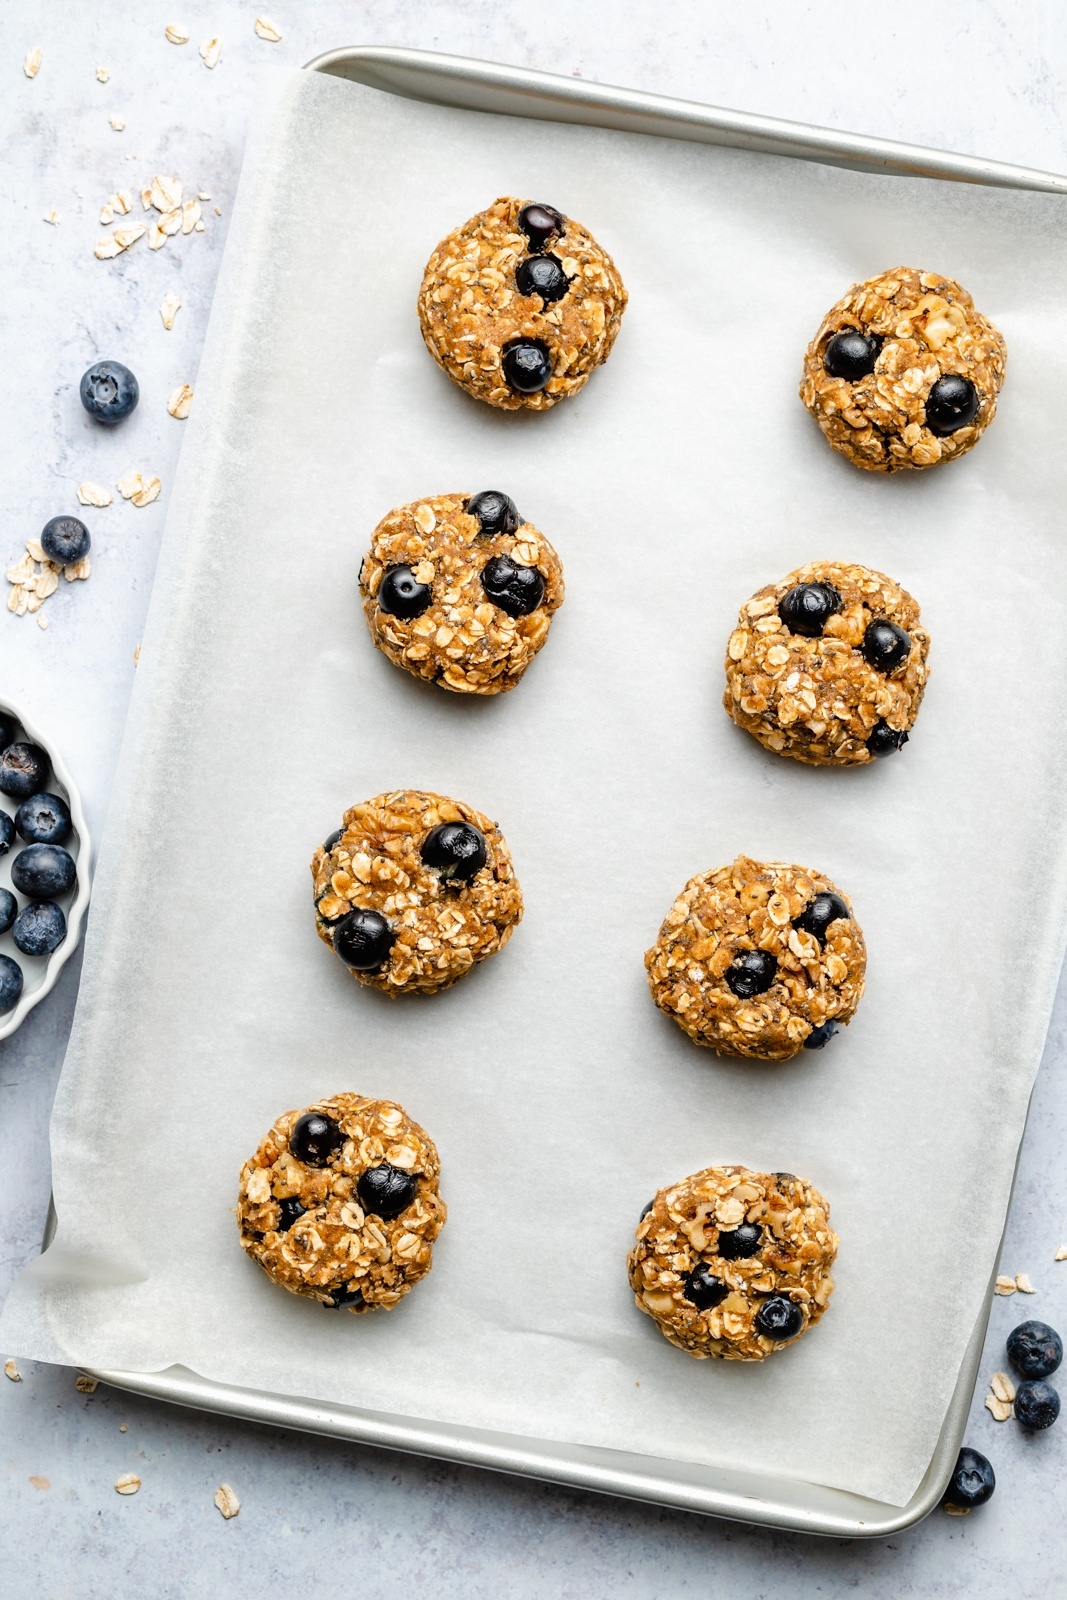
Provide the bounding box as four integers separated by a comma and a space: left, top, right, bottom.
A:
5, 67, 1067, 1509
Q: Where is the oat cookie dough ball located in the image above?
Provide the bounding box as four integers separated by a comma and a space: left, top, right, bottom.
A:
312, 789, 522, 996
417, 196, 627, 410
628, 1165, 837, 1360
800, 266, 1006, 471
237, 1093, 446, 1313
646, 855, 866, 1061
359, 491, 564, 695
724, 560, 930, 766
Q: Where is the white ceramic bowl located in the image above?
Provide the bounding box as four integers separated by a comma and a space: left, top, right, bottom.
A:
0, 697, 92, 1041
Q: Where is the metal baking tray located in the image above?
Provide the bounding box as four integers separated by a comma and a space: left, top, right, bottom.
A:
69, 45, 1066, 1537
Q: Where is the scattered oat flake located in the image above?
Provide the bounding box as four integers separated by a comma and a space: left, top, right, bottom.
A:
994, 1275, 1017, 1296
26, 539, 45, 562
181, 199, 201, 234
4, 1359, 20, 1382
214, 1483, 240, 1519
165, 25, 190, 45
198, 190, 211, 201
1015, 1273, 1036, 1293
255, 17, 283, 42
75, 1375, 99, 1394
119, 1422, 128, 1431
24, 47, 42, 79
990, 1371, 1017, 1404
148, 223, 167, 252
150, 175, 182, 212
200, 38, 222, 69
132, 645, 141, 666
193, 220, 205, 232
984, 1393, 1013, 1422
167, 384, 194, 420
214, 205, 222, 216
109, 116, 126, 132
1056, 1246, 1067, 1261
29, 1477, 50, 1491
100, 204, 113, 225
78, 482, 113, 508
37, 614, 48, 630
43, 210, 60, 226
96, 67, 110, 83
160, 291, 181, 330
117, 472, 161, 508
114, 1474, 141, 1495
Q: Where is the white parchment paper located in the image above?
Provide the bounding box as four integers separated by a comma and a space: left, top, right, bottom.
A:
5, 68, 1067, 1509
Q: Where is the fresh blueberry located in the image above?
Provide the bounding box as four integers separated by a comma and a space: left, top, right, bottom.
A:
943, 1447, 995, 1510
481, 554, 546, 617
516, 254, 569, 304
79, 359, 139, 425
866, 721, 909, 758
724, 949, 777, 999
289, 1112, 344, 1166
926, 373, 978, 436
0, 954, 23, 1014
40, 516, 91, 566
15, 792, 72, 845
683, 1264, 729, 1310
12, 901, 66, 957
378, 565, 432, 620
1007, 1321, 1063, 1380
0, 715, 18, 751
275, 1196, 307, 1232
824, 330, 881, 381
0, 889, 16, 935
794, 890, 850, 945
326, 1283, 366, 1309
517, 203, 564, 251
0, 812, 13, 856
716, 1223, 763, 1260
357, 1162, 419, 1221
778, 582, 842, 638
502, 338, 552, 395
332, 908, 395, 972
1014, 1379, 1060, 1431
754, 1296, 804, 1341
323, 829, 343, 853
803, 1020, 839, 1051
639, 1198, 655, 1220
861, 619, 911, 674
11, 843, 76, 899
421, 821, 487, 883
0, 742, 51, 799
466, 490, 520, 537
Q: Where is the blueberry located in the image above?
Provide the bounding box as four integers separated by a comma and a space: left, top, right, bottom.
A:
0, 812, 13, 856
289, 1112, 344, 1166
502, 338, 552, 395
794, 890, 850, 945
79, 359, 139, 425
481, 554, 546, 617
13, 901, 66, 957
516, 254, 569, 304
0, 715, 17, 750
0, 954, 23, 1014
0, 888, 16, 934
357, 1162, 418, 1221
40, 516, 91, 566
332, 908, 395, 972
466, 490, 520, 537
11, 843, 76, 899
1014, 1379, 1060, 1430
683, 1264, 729, 1310
518, 203, 564, 252
15, 792, 72, 845
716, 1223, 763, 1260
323, 829, 343, 853
378, 565, 432, 620
861, 619, 911, 674
724, 949, 777, 999
275, 1196, 307, 1232
639, 1198, 655, 1220
421, 821, 487, 883
926, 373, 978, 436
1007, 1320, 1063, 1380
0, 742, 51, 799
824, 330, 881, 381
754, 1296, 804, 1341
943, 1447, 995, 1511
326, 1283, 366, 1309
803, 1019, 839, 1051
778, 582, 842, 638
866, 721, 908, 758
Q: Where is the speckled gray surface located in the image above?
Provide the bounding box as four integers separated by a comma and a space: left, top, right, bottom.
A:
2, 3, 1066, 1593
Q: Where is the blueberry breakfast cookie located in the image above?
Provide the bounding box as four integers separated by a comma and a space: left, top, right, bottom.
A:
417, 196, 627, 409
312, 789, 523, 996
628, 1165, 837, 1359
646, 856, 866, 1060
800, 267, 1006, 471
360, 491, 564, 695
237, 1094, 446, 1312
724, 560, 930, 765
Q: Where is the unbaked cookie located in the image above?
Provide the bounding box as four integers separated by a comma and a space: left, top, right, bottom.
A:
724, 560, 930, 765
238, 1094, 445, 1312
800, 266, 1006, 471
312, 789, 522, 996
417, 196, 627, 410
645, 855, 866, 1060
359, 491, 564, 695
628, 1165, 837, 1360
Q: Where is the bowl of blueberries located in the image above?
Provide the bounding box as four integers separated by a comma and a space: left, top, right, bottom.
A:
0, 699, 91, 1039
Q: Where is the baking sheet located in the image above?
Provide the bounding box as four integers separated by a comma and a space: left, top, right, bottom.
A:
4, 66, 1067, 1509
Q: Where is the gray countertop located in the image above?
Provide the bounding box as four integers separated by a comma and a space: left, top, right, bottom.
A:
2, 3, 1066, 1593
